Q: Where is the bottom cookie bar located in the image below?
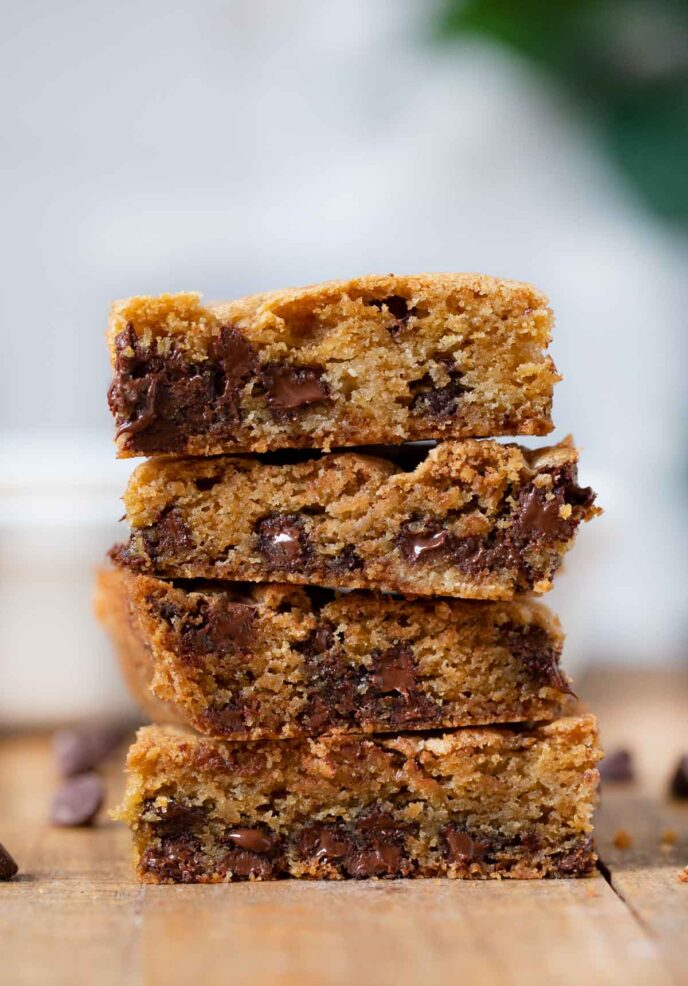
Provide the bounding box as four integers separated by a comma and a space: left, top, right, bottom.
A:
116, 716, 601, 882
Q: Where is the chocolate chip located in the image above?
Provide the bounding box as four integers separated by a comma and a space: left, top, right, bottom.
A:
200, 704, 247, 735
346, 844, 402, 878
299, 620, 337, 657
50, 773, 105, 827
109, 322, 257, 453
142, 507, 193, 562
0, 843, 18, 881
367, 295, 416, 336
310, 828, 350, 861
409, 356, 466, 418
329, 544, 364, 573
500, 622, 570, 693
669, 756, 688, 798
180, 597, 257, 657
53, 723, 125, 777
398, 526, 449, 563
510, 465, 595, 544
221, 851, 275, 879
194, 476, 221, 492
262, 364, 329, 412
216, 325, 256, 381
141, 832, 204, 883
371, 644, 416, 698
255, 513, 311, 570
554, 836, 595, 877
599, 749, 635, 783
225, 828, 273, 853
445, 830, 475, 861
142, 798, 209, 833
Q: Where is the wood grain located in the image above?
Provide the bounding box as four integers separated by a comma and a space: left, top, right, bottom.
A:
1, 669, 687, 986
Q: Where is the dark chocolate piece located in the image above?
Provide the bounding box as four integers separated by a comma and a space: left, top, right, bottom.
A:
669, 756, 688, 799
501, 622, 570, 693
141, 832, 204, 883
0, 843, 18, 881
225, 828, 273, 853
50, 773, 105, 827
599, 749, 635, 784
409, 360, 467, 418
141, 798, 209, 833
255, 513, 311, 570
178, 597, 257, 657
371, 644, 416, 698
444, 829, 488, 863
396, 463, 595, 586
367, 295, 417, 335
328, 544, 364, 573
108, 323, 257, 451
142, 508, 194, 563
53, 723, 125, 778
553, 836, 596, 877
398, 528, 449, 563
262, 364, 329, 411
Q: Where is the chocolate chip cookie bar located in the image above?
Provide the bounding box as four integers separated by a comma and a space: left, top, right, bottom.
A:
107, 274, 558, 456
115, 715, 601, 882
96, 566, 573, 739
112, 439, 598, 600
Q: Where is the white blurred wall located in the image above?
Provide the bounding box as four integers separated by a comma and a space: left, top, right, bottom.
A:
1, 0, 686, 721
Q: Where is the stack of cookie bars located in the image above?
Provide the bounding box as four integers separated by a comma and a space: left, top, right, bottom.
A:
97, 274, 602, 882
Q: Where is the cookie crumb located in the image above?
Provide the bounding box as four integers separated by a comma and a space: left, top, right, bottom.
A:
678, 868, 688, 884
613, 828, 633, 850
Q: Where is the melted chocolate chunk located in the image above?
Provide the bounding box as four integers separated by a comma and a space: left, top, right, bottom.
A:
142, 507, 194, 562
297, 815, 411, 878
509, 465, 595, 546
396, 464, 595, 587
346, 844, 401, 877
371, 644, 416, 697
444, 828, 489, 863
109, 323, 257, 452
0, 842, 18, 881
599, 749, 635, 784
409, 356, 467, 418
669, 756, 688, 798
501, 622, 570, 693
398, 525, 449, 563
225, 828, 274, 853
141, 832, 205, 883
262, 363, 329, 412
297, 825, 351, 861
221, 850, 275, 879
300, 633, 440, 733
50, 773, 104, 827
177, 596, 257, 657
255, 513, 311, 570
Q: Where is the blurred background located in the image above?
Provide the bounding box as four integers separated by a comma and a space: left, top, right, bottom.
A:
1, 0, 687, 724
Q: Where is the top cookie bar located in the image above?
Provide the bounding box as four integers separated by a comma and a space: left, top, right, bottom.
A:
107, 273, 558, 456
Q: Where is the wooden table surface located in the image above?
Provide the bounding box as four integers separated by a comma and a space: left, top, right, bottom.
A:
2, 668, 687, 986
